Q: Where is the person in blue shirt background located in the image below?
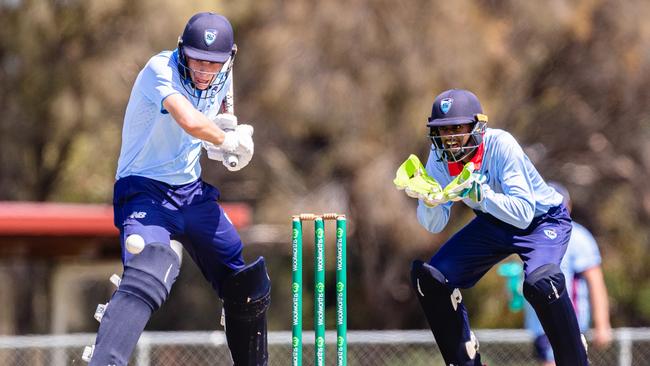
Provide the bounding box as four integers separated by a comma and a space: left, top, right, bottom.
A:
406, 89, 589, 365
524, 182, 612, 366
87, 12, 270, 366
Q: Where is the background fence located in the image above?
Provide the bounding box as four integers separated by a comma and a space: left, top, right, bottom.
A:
0, 328, 649, 365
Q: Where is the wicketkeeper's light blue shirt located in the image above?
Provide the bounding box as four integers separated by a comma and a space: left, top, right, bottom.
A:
417, 128, 564, 233
116, 49, 231, 185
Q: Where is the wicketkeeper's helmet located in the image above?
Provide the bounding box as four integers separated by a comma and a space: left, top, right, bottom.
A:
427, 89, 487, 162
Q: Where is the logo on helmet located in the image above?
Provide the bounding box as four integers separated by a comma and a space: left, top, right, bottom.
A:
440, 98, 453, 114
204, 29, 218, 46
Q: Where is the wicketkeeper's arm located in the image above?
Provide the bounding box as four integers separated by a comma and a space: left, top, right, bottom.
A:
415, 153, 453, 233
476, 164, 535, 229
416, 200, 451, 233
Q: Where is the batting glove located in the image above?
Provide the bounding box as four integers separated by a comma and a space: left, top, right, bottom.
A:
205, 123, 254, 171
205, 143, 224, 161
221, 124, 254, 171
212, 113, 238, 131
220, 130, 241, 153
207, 113, 239, 160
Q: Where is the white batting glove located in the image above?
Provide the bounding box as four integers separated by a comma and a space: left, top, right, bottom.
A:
205, 145, 242, 170
204, 114, 238, 164
219, 124, 254, 171
219, 124, 254, 153
205, 143, 225, 161
213, 114, 238, 130
220, 130, 241, 153
204, 112, 255, 170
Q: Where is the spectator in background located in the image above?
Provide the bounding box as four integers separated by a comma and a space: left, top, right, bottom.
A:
524, 182, 612, 365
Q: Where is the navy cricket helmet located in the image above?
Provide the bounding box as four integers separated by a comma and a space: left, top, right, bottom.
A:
181, 12, 234, 63
427, 89, 488, 162
177, 12, 237, 97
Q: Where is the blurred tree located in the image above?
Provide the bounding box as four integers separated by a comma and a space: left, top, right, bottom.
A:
0, 0, 210, 201
0, 1, 145, 200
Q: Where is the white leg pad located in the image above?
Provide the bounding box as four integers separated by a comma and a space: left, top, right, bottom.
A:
94, 303, 108, 323
110, 274, 121, 287
465, 331, 479, 359
220, 306, 226, 328
450, 288, 462, 311
82, 344, 95, 362
170, 239, 184, 265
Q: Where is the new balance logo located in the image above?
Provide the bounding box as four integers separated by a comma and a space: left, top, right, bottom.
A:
128, 211, 147, 219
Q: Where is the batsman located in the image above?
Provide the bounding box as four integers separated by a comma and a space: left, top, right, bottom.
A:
86, 12, 270, 366
396, 89, 589, 365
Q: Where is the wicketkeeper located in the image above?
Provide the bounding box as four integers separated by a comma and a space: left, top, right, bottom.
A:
397, 89, 589, 366
86, 12, 270, 366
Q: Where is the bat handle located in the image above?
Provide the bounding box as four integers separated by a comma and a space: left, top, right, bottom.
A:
225, 153, 239, 168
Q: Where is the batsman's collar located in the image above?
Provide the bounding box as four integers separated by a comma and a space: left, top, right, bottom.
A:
448, 143, 484, 176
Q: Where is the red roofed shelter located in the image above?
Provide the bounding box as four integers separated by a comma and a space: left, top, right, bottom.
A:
0, 201, 252, 335
0, 201, 251, 257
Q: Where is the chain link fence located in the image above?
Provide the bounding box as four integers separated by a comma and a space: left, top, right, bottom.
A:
0, 328, 649, 365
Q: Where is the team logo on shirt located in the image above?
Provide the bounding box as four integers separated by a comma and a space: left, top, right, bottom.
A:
204, 29, 218, 46
544, 229, 557, 240
440, 98, 453, 114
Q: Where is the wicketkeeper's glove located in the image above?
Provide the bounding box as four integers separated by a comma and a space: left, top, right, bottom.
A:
394, 154, 445, 207
443, 162, 486, 203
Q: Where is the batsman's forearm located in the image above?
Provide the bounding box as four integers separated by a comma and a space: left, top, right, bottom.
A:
164, 93, 226, 145
181, 110, 226, 145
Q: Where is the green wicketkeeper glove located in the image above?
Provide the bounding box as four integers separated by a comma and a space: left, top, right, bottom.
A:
394, 154, 445, 206
443, 162, 487, 203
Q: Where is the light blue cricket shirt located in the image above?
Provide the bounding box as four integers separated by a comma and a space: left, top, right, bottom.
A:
417, 128, 564, 233
116, 49, 231, 185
